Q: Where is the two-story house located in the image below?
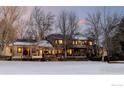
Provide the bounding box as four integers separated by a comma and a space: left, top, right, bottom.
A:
46, 34, 94, 59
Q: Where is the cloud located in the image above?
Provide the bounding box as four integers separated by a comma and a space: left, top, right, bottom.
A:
78, 19, 87, 25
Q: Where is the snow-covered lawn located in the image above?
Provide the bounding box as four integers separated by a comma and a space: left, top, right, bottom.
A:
0, 61, 124, 74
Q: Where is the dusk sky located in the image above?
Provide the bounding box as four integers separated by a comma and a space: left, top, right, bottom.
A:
28, 6, 124, 18
25, 6, 124, 33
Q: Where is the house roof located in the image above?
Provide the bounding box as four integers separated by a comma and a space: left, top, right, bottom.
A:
47, 34, 87, 40
9, 39, 37, 46
46, 34, 64, 40
9, 39, 53, 48
15, 39, 37, 43
38, 40, 53, 48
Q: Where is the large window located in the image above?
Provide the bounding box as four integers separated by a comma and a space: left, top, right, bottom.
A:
17, 47, 22, 53
55, 40, 63, 45
73, 41, 78, 45
73, 40, 84, 45
89, 41, 93, 45
67, 49, 73, 55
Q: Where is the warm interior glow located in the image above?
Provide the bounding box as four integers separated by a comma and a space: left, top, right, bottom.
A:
55, 40, 63, 45
73, 41, 75, 45
40, 50, 43, 55
84, 41, 87, 43
17, 47, 22, 53
49, 50, 52, 54
74, 41, 77, 45
67, 49, 72, 55
89, 41, 93, 45
58, 49, 62, 54
52, 50, 55, 54
55, 50, 57, 54
78, 40, 82, 45
82, 41, 85, 45
55, 40, 58, 44
58, 40, 63, 44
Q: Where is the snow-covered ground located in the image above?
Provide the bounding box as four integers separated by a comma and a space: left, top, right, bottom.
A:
0, 61, 124, 74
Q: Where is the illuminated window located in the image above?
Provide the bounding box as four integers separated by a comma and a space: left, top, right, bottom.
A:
48, 50, 51, 54
55, 40, 63, 45
75, 41, 78, 45
58, 40, 63, 44
78, 41, 82, 45
82, 41, 85, 45
55, 40, 58, 44
55, 50, 57, 54
89, 41, 93, 45
84, 41, 87, 43
73, 41, 78, 45
73, 41, 75, 45
67, 49, 72, 55
17, 47, 22, 53
58, 49, 62, 54
52, 50, 55, 54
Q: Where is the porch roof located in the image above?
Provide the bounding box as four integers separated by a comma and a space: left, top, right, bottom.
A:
9, 39, 37, 46
11, 42, 36, 46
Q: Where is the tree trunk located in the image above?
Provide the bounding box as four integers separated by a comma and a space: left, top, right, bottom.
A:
64, 37, 67, 59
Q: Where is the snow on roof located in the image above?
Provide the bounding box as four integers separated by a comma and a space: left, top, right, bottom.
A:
38, 40, 53, 48
12, 42, 36, 46
9, 39, 37, 46
9, 40, 53, 47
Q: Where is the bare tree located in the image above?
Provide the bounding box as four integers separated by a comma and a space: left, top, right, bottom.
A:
21, 19, 37, 40
57, 11, 69, 58
86, 8, 121, 62
101, 8, 121, 62
57, 11, 80, 58
86, 11, 102, 57
0, 6, 24, 55
30, 7, 55, 41
68, 12, 80, 38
